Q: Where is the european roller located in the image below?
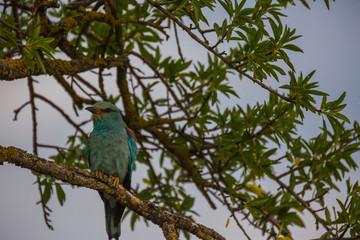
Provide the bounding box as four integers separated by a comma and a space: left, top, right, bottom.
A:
85, 101, 138, 239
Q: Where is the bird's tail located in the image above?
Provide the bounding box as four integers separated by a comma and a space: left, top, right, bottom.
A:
100, 192, 126, 240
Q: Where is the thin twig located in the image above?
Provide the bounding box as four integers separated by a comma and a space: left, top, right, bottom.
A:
173, 21, 184, 62
34, 94, 87, 136
28, 76, 54, 231
13, 101, 31, 120
129, 50, 190, 118
273, 176, 333, 234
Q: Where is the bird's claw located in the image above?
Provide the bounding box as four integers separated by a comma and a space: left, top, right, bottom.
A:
96, 170, 103, 179
110, 176, 120, 187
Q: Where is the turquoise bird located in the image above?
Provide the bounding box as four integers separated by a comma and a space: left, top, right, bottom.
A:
85, 101, 138, 239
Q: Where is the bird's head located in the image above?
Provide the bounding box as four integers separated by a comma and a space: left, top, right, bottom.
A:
86, 101, 125, 129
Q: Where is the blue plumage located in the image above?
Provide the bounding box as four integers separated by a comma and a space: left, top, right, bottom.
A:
86, 101, 137, 239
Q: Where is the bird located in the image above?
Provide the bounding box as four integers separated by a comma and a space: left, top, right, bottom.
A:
85, 101, 138, 240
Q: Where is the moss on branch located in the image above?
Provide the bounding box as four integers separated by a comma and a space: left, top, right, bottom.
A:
0, 55, 127, 81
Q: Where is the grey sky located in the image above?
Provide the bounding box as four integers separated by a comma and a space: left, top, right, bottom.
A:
1, 1, 360, 240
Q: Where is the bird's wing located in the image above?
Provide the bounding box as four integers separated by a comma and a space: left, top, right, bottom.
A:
85, 141, 91, 169
126, 127, 138, 174
123, 127, 138, 190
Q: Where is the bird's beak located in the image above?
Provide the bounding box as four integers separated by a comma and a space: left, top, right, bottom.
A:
85, 106, 98, 114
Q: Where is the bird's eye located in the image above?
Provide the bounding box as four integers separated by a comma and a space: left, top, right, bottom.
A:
103, 108, 114, 112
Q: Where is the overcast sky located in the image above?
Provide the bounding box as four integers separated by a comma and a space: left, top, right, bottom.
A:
1, 1, 360, 240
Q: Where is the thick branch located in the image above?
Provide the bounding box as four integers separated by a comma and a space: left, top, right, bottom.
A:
0, 56, 128, 81
162, 222, 179, 240
0, 145, 225, 240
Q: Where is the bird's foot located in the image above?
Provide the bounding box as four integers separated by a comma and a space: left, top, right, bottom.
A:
95, 170, 103, 179
110, 176, 120, 187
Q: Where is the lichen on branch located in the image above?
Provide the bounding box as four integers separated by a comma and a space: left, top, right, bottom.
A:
0, 56, 128, 81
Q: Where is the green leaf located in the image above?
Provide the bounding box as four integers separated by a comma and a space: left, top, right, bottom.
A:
239, 8, 254, 16
180, 195, 195, 210
55, 183, 66, 206
0, 29, 19, 49
33, 50, 46, 73
286, 212, 305, 227
269, 18, 281, 42
330, 112, 350, 123
32, 15, 41, 39
282, 44, 303, 53
43, 182, 52, 204
300, 0, 310, 9
324, 0, 331, 10
22, 47, 35, 72
225, 217, 230, 228
325, 208, 331, 222
219, 0, 233, 17
221, 18, 228, 37
130, 212, 139, 230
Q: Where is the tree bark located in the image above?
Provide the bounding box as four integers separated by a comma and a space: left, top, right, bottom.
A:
0, 56, 128, 81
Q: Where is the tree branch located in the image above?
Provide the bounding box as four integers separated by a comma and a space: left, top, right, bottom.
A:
162, 222, 179, 240
0, 56, 128, 81
0, 145, 225, 240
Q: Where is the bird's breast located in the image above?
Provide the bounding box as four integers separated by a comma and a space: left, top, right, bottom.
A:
88, 131, 130, 182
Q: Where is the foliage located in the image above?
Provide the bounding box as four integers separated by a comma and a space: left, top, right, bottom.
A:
22, 16, 55, 73
0, 0, 358, 239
